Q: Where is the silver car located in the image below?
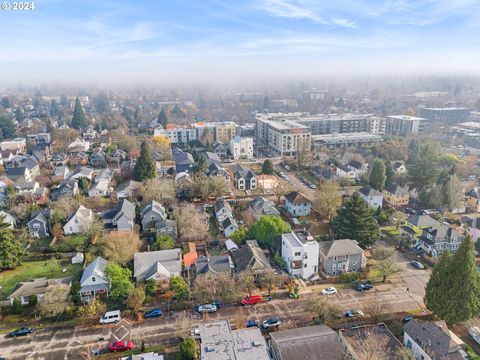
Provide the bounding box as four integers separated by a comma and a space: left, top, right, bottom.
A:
198, 304, 217, 313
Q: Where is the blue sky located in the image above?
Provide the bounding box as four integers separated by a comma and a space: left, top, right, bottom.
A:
2, 0, 480, 84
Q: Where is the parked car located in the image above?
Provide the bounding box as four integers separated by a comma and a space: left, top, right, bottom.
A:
7, 327, 35, 338
345, 310, 364, 318
100, 310, 121, 324
198, 304, 217, 313
403, 316, 414, 323
410, 261, 425, 269
262, 317, 281, 329
469, 327, 480, 345
321, 287, 337, 295
109, 341, 134, 352
242, 294, 263, 305
246, 319, 258, 328
353, 281, 373, 291
191, 328, 201, 340
144, 308, 163, 319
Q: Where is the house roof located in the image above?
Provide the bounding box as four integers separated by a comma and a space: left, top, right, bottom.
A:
249, 196, 280, 217
466, 187, 480, 199
407, 215, 441, 228
28, 209, 51, 224
174, 150, 194, 165
228, 163, 256, 181
347, 160, 363, 170
222, 216, 238, 229
336, 164, 351, 173
231, 240, 272, 273
67, 205, 93, 225
403, 320, 464, 360
285, 191, 311, 205
133, 249, 182, 280
141, 200, 166, 219
215, 199, 232, 214
319, 239, 364, 258
269, 325, 345, 360
8, 276, 72, 299
195, 255, 232, 275
102, 199, 135, 221
80, 256, 108, 285
183, 251, 198, 267
384, 183, 408, 196
358, 186, 382, 197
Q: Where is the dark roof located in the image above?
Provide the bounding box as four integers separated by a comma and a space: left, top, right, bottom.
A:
336, 164, 351, 173
358, 186, 382, 197
221, 216, 237, 229
195, 255, 232, 275
384, 183, 408, 196
231, 240, 272, 273
403, 320, 463, 360
174, 150, 194, 165
28, 209, 51, 224
466, 187, 480, 199
102, 198, 135, 220
407, 215, 440, 228
269, 325, 345, 360
6, 167, 27, 176
229, 163, 256, 181
347, 160, 363, 170
318, 239, 364, 258
285, 191, 311, 204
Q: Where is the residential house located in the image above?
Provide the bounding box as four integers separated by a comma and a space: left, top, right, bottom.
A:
8, 277, 72, 306
69, 166, 95, 181
281, 230, 319, 280
141, 200, 167, 230
358, 186, 383, 209
205, 152, 230, 181
79, 256, 109, 303
346, 160, 369, 179
6, 157, 40, 183
88, 177, 111, 197
284, 191, 312, 217
229, 136, 254, 160
15, 181, 39, 196
27, 209, 51, 238
121, 159, 136, 179
215, 199, 233, 223
335, 164, 355, 180
121, 353, 164, 360
133, 249, 182, 287
68, 151, 89, 166
221, 216, 239, 237
195, 255, 233, 276
116, 180, 142, 199
466, 187, 480, 212
89, 151, 106, 167
416, 220, 464, 257
63, 205, 94, 236
231, 240, 272, 274
68, 139, 90, 152
268, 325, 345, 360
50, 153, 68, 166
392, 160, 407, 174
248, 196, 280, 220
383, 183, 409, 207
102, 199, 136, 231
50, 179, 79, 201
229, 163, 257, 191
339, 323, 403, 359
212, 141, 228, 159
403, 320, 468, 360
155, 219, 178, 240
199, 320, 269, 360
52, 165, 70, 181
318, 239, 366, 276
0, 211, 16, 229
174, 149, 194, 174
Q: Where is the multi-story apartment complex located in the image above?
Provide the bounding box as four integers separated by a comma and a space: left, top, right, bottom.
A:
312, 132, 383, 149
154, 121, 236, 145
385, 115, 427, 137
229, 136, 254, 159
420, 107, 470, 123
281, 230, 319, 280
294, 113, 378, 134
256, 114, 311, 157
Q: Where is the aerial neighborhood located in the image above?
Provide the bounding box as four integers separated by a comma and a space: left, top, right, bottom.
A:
1, 88, 480, 360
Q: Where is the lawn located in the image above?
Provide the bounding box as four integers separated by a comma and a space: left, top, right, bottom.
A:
63, 234, 87, 248
0, 260, 83, 299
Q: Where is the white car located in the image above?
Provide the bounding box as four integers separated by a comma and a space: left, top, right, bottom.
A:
321, 287, 337, 295
198, 304, 217, 313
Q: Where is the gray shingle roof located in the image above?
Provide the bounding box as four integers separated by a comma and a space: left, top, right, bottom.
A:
359, 186, 382, 197
384, 183, 408, 196
133, 249, 182, 280
80, 256, 108, 285
318, 239, 364, 258
231, 240, 272, 273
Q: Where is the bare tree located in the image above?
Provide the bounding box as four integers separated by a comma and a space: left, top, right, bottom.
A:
100, 231, 141, 266
239, 272, 256, 296
364, 300, 388, 324
444, 174, 463, 211
374, 258, 399, 283
175, 205, 209, 242
305, 297, 341, 324
141, 178, 175, 204
272, 179, 292, 204
295, 138, 312, 174
313, 181, 342, 221
37, 284, 70, 318
232, 307, 247, 329
371, 245, 395, 260
77, 300, 107, 321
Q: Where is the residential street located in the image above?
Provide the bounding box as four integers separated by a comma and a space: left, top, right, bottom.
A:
0, 248, 430, 360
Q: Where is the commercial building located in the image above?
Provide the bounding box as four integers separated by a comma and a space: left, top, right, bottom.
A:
312, 132, 383, 149
230, 136, 254, 159
420, 107, 470, 123
154, 122, 236, 145
386, 115, 427, 137
281, 230, 319, 280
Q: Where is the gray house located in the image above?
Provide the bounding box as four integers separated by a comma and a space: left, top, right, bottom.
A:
195, 255, 233, 276
102, 199, 136, 231
50, 179, 79, 201
229, 163, 257, 190
155, 219, 178, 240
133, 249, 182, 287
248, 196, 280, 220
27, 209, 51, 238
174, 150, 195, 174
8, 276, 72, 306
79, 256, 109, 303
141, 200, 167, 230
318, 239, 366, 276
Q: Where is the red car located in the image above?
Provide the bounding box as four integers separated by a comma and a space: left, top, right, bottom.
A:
110, 341, 134, 352
242, 294, 262, 305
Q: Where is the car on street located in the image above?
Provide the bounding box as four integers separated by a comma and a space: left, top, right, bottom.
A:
262, 317, 281, 329
469, 327, 480, 345
144, 308, 163, 318
321, 287, 337, 295
403, 316, 414, 323
109, 341, 134, 352
191, 328, 201, 340
246, 319, 258, 328
198, 304, 217, 313
353, 281, 373, 291
242, 294, 263, 305
345, 310, 364, 318
410, 260, 425, 269
7, 327, 35, 338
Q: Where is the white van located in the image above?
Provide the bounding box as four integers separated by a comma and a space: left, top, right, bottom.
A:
99, 310, 121, 325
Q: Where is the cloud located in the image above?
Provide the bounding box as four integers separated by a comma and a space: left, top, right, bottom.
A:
259, 0, 325, 23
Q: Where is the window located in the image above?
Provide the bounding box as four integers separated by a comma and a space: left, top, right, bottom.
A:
294, 252, 301, 256
332, 271, 337, 275
333, 256, 337, 261
406, 340, 412, 349
304, 263, 307, 268
352, 261, 357, 265
92, 277, 96, 282
345, 254, 349, 260
332, 264, 336, 270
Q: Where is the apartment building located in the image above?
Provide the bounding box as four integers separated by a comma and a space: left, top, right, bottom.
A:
386, 115, 427, 137
281, 230, 319, 280
230, 136, 254, 159
154, 121, 236, 145
420, 107, 470, 124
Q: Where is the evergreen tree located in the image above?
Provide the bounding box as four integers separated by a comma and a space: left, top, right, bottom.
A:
50, 99, 59, 117
0, 220, 26, 269
262, 159, 274, 174
331, 192, 380, 248
133, 106, 141, 123
384, 160, 395, 186
1, 97, 10, 109
0, 115, 16, 140
158, 109, 168, 129
134, 140, 156, 181
409, 141, 438, 191
15, 107, 24, 123
425, 251, 452, 318
369, 159, 386, 191
71, 97, 88, 129
94, 91, 110, 114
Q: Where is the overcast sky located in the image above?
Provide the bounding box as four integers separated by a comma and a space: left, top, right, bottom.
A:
2, 0, 480, 85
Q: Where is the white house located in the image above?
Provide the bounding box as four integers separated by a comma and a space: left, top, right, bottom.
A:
358, 187, 383, 209
63, 205, 94, 236
229, 136, 254, 160
336, 164, 356, 180
281, 231, 319, 280
79, 256, 109, 303
284, 191, 312, 217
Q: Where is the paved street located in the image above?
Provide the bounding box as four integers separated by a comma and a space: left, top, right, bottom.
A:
0, 248, 430, 360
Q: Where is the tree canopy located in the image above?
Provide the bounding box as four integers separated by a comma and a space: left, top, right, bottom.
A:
134, 140, 156, 181
0, 221, 26, 269
170, 275, 189, 301
105, 263, 134, 301
331, 192, 380, 247
369, 159, 386, 191
247, 215, 291, 249
71, 97, 88, 129
158, 109, 168, 129
262, 159, 274, 175
409, 140, 439, 191
0, 115, 16, 140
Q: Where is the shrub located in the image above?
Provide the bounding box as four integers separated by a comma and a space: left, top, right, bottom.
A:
339, 272, 362, 283
11, 298, 22, 314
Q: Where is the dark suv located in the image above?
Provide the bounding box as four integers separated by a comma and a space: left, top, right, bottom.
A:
353, 280, 373, 291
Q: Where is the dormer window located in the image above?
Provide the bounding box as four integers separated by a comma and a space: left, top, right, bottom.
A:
92, 277, 96, 282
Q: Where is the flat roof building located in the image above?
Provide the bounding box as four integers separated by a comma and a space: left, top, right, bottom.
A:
386, 115, 427, 137
420, 107, 470, 124
312, 132, 383, 149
